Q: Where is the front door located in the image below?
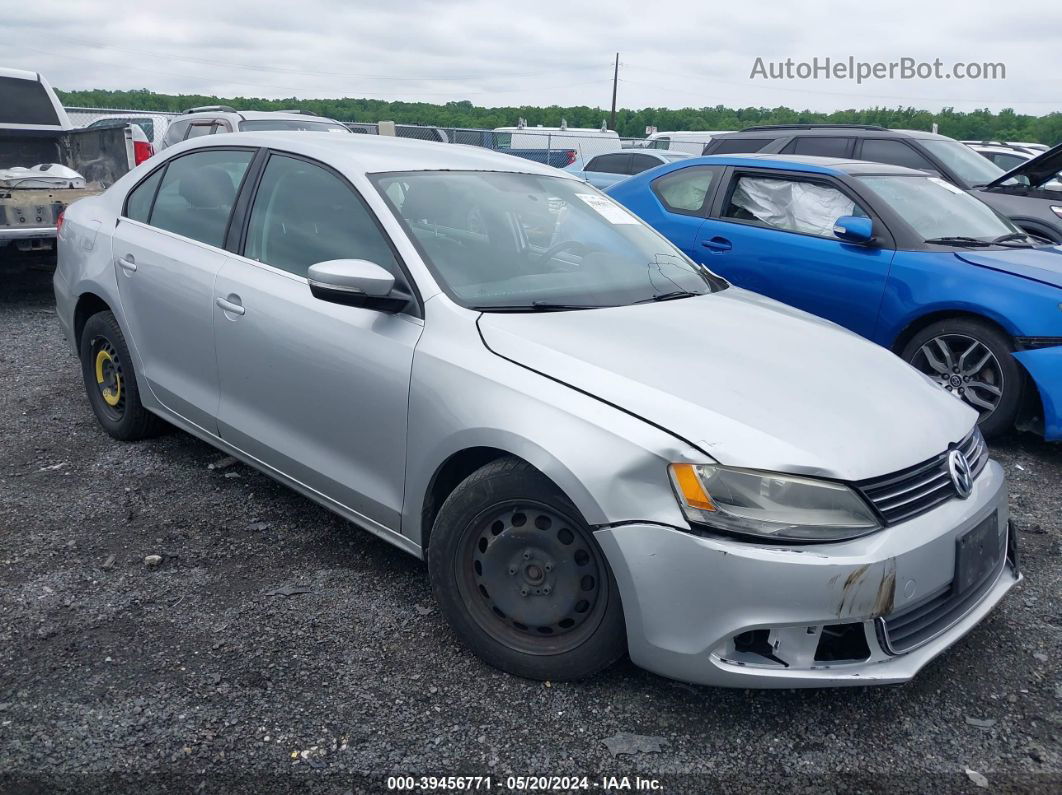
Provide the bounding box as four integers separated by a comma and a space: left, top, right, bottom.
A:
213, 152, 422, 530
111, 147, 256, 432
694, 170, 895, 338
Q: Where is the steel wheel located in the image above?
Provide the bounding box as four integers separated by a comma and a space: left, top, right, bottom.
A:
90, 336, 126, 421
910, 333, 1004, 420
455, 500, 608, 656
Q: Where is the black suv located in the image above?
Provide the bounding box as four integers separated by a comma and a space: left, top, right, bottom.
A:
703, 125, 1062, 242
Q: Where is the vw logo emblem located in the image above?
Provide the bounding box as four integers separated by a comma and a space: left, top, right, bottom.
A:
948, 449, 973, 499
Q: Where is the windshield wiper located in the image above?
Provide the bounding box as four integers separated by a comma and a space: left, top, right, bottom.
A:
472, 301, 612, 312
990, 232, 1036, 247
923, 236, 992, 248
633, 290, 704, 304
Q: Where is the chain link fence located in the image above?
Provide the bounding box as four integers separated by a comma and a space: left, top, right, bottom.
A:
63, 107, 715, 162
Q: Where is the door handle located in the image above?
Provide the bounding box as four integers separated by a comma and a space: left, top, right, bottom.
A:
701, 237, 732, 252
216, 296, 245, 316
117, 254, 137, 272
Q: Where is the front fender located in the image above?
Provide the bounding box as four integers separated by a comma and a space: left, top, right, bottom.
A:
403, 302, 701, 548
1014, 345, 1062, 440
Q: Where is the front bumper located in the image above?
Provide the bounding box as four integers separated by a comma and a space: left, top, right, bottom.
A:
595, 459, 1018, 688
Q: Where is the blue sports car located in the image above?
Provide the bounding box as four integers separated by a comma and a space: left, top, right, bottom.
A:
607, 154, 1062, 440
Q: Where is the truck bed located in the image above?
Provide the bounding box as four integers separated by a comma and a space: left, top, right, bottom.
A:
0, 125, 130, 249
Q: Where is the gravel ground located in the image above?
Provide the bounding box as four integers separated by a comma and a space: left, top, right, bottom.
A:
0, 253, 1060, 794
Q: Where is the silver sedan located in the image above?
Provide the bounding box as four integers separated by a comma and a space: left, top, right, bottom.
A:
54, 132, 1019, 687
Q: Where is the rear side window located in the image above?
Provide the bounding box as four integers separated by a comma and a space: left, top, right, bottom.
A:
147, 149, 254, 247
162, 119, 190, 146
184, 122, 216, 140
651, 166, 719, 215
859, 139, 935, 171
124, 168, 165, 223
989, 152, 1026, 170
629, 153, 663, 174
244, 154, 399, 279
781, 136, 854, 158
0, 75, 60, 126
706, 138, 772, 154
586, 153, 630, 174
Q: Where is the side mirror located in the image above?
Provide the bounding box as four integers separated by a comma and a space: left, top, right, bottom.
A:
832, 215, 874, 244
307, 259, 409, 313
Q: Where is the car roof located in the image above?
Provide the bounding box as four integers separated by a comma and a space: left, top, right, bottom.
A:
177, 109, 344, 124
970, 145, 1031, 157
688, 153, 929, 177
236, 110, 343, 122
0, 66, 40, 81
168, 131, 575, 177
711, 126, 951, 141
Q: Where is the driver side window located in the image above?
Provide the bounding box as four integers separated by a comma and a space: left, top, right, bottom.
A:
722, 175, 868, 238
244, 154, 399, 279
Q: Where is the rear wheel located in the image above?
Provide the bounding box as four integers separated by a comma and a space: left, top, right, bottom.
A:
901, 318, 1022, 438
79, 311, 166, 440
427, 457, 626, 680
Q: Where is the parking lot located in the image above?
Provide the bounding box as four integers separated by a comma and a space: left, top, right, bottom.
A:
0, 254, 1059, 792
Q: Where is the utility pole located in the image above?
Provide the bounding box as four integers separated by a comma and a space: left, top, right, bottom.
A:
609, 52, 619, 131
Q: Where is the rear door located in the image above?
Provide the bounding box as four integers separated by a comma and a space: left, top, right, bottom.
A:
640, 164, 724, 252
111, 147, 256, 432
693, 169, 895, 337
212, 151, 422, 530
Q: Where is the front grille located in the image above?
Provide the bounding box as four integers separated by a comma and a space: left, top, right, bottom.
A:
878, 518, 1007, 654
855, 428, 988, 526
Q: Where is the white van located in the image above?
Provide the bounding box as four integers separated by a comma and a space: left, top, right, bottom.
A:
643, 130, 732, 155
494, 124, 620, 169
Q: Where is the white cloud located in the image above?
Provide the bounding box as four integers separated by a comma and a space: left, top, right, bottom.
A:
4, 0, 1060, 113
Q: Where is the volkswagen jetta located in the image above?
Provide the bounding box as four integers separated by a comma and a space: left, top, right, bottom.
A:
54, 132, 1018, 687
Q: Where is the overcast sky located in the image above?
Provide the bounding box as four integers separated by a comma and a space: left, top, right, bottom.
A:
7, 0, 1061, 114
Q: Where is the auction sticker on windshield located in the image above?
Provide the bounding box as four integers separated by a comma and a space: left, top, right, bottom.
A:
576, 193, 639, 223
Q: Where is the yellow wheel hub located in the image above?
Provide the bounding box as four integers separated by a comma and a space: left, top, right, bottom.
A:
94, 348, 122, 407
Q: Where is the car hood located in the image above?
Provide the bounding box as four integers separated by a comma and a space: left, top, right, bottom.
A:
985, 141, 1062, 189
477, 288, 974, 481
954, 246, 1062, 289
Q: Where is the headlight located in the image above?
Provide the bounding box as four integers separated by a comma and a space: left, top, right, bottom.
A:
1051, 205, 1062, 220
669, 463, 881, 542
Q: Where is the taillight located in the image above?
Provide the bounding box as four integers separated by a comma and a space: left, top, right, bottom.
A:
566, 150, 577, 166
56, 210, 65, 235
134, 140, 154, 166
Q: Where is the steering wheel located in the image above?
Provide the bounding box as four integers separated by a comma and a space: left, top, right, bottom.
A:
533, 239, 595, 266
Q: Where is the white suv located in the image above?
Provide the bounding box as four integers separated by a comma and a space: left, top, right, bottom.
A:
159, 106, 350, 150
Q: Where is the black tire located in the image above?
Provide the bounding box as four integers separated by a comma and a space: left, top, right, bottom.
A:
901, 318, 1022, 439
79, 311, 166, 441
427, 457, 626, 681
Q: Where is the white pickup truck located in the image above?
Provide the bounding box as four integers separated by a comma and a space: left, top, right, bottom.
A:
1, 67, 149, 255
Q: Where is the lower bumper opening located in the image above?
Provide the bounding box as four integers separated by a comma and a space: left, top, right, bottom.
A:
815, 623, 871, 663
727, 622, 872, 669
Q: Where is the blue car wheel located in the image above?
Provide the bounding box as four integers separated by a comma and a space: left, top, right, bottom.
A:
901, 318, 1023, 438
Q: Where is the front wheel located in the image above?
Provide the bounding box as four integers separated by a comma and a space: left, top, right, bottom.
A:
901, 318, 1022, 439
427, 458, 626, 681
